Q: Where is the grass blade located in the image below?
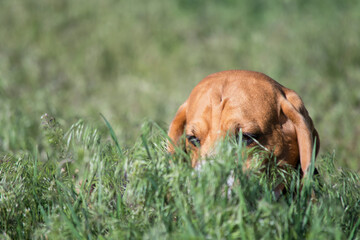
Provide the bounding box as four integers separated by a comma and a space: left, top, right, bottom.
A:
100, 113, 123, 157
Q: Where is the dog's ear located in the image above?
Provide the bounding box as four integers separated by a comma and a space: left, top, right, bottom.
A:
167, 102, 187, 153
279, 90, 320, 175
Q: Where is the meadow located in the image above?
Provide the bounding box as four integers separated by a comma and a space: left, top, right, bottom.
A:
0, 0, 359, 239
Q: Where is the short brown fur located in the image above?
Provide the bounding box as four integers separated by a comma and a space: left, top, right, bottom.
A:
168, 70, 320, 185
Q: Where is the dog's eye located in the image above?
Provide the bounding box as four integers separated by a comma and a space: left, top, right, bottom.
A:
238, 133, 258, 146
186, 135, 201, 147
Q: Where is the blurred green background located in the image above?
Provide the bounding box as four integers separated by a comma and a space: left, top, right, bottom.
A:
0, 0, 359, 170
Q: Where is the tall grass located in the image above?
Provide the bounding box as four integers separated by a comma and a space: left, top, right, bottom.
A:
0, 116, 359, 239
0, 0, 359, 238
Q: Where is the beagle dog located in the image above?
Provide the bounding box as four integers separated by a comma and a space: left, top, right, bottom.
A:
168, 70, 320, 183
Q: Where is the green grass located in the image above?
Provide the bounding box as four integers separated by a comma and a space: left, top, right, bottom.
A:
0, 0, 359, 170
0, 0, 360, 238
0, 117, 359, 239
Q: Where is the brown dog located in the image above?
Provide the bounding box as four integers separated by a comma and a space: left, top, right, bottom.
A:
168, 70, 320, 183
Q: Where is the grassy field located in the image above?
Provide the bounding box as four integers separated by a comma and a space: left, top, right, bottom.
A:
1, 0, 360, 239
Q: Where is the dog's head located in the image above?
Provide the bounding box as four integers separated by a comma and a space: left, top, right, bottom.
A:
168, 70, 320, 175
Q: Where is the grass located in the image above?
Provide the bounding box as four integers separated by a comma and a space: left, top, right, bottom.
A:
0, 116, 359, 239
0, 0, 360, 239
0, 0, 359, 169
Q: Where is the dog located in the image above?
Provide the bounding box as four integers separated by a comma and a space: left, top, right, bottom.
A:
168, 70, 320, 196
